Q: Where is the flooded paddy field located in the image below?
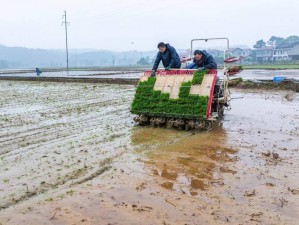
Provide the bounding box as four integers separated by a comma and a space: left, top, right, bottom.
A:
1, 69, 299, 81
0, 80, 298, 225
0, 70, 140, 79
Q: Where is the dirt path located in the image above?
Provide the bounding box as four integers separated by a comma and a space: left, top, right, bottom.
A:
0, 81, 298, 225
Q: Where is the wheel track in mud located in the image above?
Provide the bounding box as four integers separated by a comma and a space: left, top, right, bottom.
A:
0, 103, 131, 155
0, 96, 131, 132
0, 158, 115, 211
0, 83, 132, 112
1, 112, 131, 158
1, 113, 131, 179
0, 85, 134, 145
0, 81, 136, 211
0, 87, 134, 130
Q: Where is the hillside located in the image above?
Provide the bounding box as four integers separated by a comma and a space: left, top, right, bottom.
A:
0, 44, 157, 68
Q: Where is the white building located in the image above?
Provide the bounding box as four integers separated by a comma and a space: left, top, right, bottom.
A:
272, 42, 299, 61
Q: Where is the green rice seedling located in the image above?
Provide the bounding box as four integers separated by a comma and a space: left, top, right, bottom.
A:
131, 70, 208, 119
192, 70, 206, 85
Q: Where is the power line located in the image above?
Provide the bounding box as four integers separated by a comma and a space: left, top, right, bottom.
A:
62, 10, 70, 72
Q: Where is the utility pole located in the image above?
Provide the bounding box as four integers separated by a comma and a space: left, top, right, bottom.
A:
62, 10, 69, 73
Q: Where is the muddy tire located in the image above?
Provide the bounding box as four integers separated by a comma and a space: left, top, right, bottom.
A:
218, 104, 225, 120
205, 121, 213, 131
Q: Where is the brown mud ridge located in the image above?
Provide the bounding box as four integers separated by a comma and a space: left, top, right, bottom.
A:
229, 78, 299, 92
0, 67, 147, 74
0, 76, 139, 85
0, 81, 299, 225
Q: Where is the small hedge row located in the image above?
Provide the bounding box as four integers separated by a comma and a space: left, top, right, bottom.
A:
131, 70, 208, 119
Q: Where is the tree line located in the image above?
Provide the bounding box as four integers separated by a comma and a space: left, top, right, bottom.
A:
254, 35, 299, 48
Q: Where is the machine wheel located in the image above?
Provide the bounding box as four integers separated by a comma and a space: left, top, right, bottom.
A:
167, 118, 175, 128
218, 104, 225, 119
205, 121, 213, 131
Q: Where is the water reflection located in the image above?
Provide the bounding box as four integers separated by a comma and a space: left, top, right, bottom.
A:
131, 126, 238, 196
235, 69, 299, 80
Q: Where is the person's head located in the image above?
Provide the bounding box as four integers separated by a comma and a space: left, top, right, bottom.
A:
157, 42, 166, 53
194, 50, 203, 61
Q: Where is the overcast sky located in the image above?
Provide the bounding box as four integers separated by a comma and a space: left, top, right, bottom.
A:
0, 0, 298, 51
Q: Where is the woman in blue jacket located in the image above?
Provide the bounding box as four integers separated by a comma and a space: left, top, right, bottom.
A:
186, 50, 217, 71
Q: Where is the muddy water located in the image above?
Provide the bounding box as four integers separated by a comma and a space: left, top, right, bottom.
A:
237, 69, 299, 80
0, 70, 140, 78
1, 69, 299, 81
137, 128, 236, 192
0, 81, 299, 225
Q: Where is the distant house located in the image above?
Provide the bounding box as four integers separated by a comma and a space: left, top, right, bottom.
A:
208, 49, 224, 58
272, 42, 299, 61
288, 43, 299, 60
231, 48, 252, 57
254, 46, 274, 62
276, 42, 299, 61
254, 42, 299, 62
272, 49, 289, 61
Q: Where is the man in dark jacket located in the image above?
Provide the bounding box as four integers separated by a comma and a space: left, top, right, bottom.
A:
151, 42, 181, 77
186, 50, 217, 71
